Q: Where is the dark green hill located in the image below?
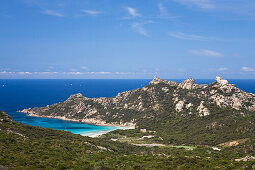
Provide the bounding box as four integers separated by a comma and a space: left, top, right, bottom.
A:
1, 111, 255, 169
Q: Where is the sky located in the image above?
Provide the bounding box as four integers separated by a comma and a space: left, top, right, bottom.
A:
1, 0, 255, 79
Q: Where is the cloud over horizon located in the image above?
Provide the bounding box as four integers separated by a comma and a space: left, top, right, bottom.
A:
242, 67, 254, 72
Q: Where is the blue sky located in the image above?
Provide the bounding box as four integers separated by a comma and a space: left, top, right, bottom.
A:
1, 0, 255, 79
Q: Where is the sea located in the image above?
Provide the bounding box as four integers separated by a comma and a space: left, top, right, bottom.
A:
1, 79, 255, 136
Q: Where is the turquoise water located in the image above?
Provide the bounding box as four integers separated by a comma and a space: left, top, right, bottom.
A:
1, 79, 255, 135
12, 112, 118, 136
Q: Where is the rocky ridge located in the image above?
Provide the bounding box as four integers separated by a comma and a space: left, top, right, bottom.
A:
20, 76, 255, 127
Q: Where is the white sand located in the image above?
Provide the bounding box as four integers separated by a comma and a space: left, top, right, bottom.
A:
78, 126, 135, 138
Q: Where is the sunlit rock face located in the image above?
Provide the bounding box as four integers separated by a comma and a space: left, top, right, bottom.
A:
150, 76, 168, 85
216, 76, 228, 85
178, 78, 199, 90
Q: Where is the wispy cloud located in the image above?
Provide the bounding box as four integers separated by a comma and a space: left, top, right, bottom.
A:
158, 3, 168, 16
88, 72, 111, 74
242, 66, 254, 72
63, 71, 111, 75
168, 32, 209, 41
0, 71, 58, 75
126, 7, 141, 17
43, 10, 63, 17
173, 0, 255, 18
122, 5, 180, 20
0, 71, 15, 74
82, 10, 101, 15
131, 21, 154, 37
66, 72, 82, 75
34, 72, 58, 74
189, 49, 223, 57
114, 72, 135, 75
0, 71, 160, 78
131, 23, 148, 36
17, 72, 32, 75
174, 0, 214, 9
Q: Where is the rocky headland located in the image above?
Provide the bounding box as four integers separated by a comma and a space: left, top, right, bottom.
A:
20, 76, 255, 128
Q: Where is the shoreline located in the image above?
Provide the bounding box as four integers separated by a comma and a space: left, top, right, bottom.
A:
23, 113, 135, 128
17, 112, 135, 137
78, 126, 134, 138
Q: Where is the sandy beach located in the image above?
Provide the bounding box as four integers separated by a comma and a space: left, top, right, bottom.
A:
78, 126, 135, 138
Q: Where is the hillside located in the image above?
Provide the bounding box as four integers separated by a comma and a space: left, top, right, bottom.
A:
3, 111, 255, 169
20, 76, 255, 145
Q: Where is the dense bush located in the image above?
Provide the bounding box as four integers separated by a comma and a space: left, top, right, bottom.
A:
1, 111, 254, 169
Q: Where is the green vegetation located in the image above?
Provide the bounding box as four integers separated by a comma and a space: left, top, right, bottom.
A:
1, 111, 255, 169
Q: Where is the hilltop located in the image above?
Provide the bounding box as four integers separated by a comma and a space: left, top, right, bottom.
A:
20, 76, 255, 145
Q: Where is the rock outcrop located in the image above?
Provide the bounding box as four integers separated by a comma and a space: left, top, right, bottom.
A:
150, 76, 168, 85
175, 100, 185, 112
216, 76, 228, 85
197, 101, 210, 117
178, 78, 199, 90
0, 111, 14, 123
235, 156, 255, 162
209, 77, 255, 111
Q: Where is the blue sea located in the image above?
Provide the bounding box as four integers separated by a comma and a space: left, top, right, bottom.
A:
1, 79, 255, 136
